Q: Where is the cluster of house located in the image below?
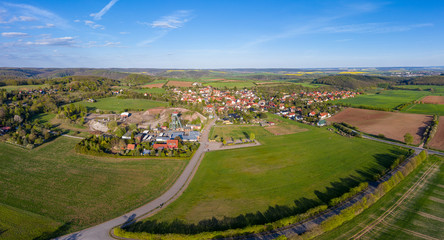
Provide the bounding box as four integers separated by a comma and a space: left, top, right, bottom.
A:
172, 87, 358, 116
122, 129, 201, 151
17, 88, 57, 96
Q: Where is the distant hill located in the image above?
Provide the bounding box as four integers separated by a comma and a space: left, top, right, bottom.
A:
313, 75, 444, 88
0, 68, 129, 80
313, 75, 396, 89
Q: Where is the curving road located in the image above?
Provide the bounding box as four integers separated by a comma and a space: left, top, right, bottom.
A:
57, 118, 217, 240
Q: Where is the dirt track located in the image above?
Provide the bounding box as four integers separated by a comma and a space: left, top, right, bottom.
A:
422, 96, 444, 104
328, 108, 432, 145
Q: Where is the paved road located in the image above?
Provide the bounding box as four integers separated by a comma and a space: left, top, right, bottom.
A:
362, 135, 444, 157
57, 118, 217, 240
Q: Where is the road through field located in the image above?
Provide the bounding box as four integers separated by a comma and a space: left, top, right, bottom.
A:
57, 118, 217, 240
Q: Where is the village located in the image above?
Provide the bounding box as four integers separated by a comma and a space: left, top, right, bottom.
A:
171, 86, 359, 126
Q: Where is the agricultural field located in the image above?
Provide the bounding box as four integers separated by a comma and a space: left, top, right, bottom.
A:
428, 116, 444, 151
334, 90, 429, 110
203, 80, 256, 89
209, 125, 272, 142
135, 87, 167, 94
0, 203, 61, 240
402, 103, 444, 116
395, 84, 444, 93
72, 97, 168, 112
421, 95, 444, 104
0, 84, 48, 92
166, 80, 194, 87
147, 120, 407, 225
0, 137, 187, 234
328, 108, 431, 145
316, 156, 444, 240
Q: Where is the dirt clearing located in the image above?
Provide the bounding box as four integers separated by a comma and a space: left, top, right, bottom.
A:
327, 108, 431, 144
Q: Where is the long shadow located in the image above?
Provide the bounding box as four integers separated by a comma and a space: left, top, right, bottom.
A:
0, 228, 7, 236
123, 150, 407, 235
33, 221, 73, 240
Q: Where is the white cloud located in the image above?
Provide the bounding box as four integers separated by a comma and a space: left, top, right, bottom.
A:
84, 41, 121, 48
84, 20, 105, 30
321, 23, 434, 34
148, 10, 192, 29
26, 36, 76, 46
1, 31, 28, 37
90, 0, 119, 20
1, 2, 69, 28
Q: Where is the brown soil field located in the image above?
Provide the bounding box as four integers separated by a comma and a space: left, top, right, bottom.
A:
427, 116, 444, 150
207, 79, 240, 82
421, 96, 444, 104
327, 108, 432, 145
264, 124, 307, 135
142, 83, 164, 88
166, 81, 194, 87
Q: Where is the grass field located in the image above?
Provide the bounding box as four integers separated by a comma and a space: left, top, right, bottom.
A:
0, 137, 187, 235
402, 103, 444, 115
72, 97, 168, 112
148, 119, 407, 224
334, 90, 429, 110
209, 125, 272, 141
0, 84, 48, 91
30, 112, 56, 124
0, 203, 61, 240
395, 85, 444, 93
135, 88, 167, 94
203, 81, 256, 89
316, 156, 444, 240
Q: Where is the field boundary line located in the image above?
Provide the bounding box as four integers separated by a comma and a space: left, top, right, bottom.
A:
350, 161, 440, 239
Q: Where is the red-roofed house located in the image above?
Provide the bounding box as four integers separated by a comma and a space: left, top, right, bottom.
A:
319, 112, 331, 120
127, 144, 136, 150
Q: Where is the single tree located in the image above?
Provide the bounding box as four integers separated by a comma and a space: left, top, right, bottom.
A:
404, 133, 413, 145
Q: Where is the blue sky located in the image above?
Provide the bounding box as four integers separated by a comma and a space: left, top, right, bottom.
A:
0, 0, 443, 68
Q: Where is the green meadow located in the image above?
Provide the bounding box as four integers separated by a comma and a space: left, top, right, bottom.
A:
72, 97, 168, 112
209, 125, 272, 141
402, 103, 444, 115
148, 120, 407, 224
0, 137, 187, 236
334, 90, 429, 109
0, 84, 48, 92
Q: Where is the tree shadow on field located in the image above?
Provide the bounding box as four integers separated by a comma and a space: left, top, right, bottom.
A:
123, 149, 407, 235
416, 117, 432, 140
0, 228, 8, 236
33, 221, 73, 240
242, 131, 250, 139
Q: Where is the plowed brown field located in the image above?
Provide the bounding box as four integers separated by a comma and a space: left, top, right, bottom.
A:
327, 108, 432, 144
421, 96, 444, 104
427, 116, 444, 150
